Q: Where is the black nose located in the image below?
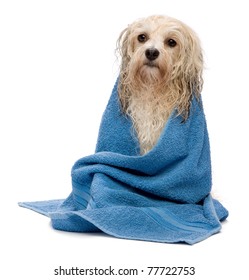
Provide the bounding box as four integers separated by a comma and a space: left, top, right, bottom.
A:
145, 48, 160, 61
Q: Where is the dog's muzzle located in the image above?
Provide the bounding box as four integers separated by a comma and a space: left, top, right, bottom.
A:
145, 48, 160, 61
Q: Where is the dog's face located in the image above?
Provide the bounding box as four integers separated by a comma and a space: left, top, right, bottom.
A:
117, 15, 203, 102
124, 16, 182, 86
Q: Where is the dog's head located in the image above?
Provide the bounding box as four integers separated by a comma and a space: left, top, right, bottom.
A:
117, 15, 203, 119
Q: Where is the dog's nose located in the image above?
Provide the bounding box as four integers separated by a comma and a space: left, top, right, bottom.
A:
145, 48, 160, 61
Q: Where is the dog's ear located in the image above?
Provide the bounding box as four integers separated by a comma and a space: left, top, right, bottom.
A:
171, 26, 203, 120
116, 27, 129, 62
185, 29, 203, 97
116, 26, 132, 112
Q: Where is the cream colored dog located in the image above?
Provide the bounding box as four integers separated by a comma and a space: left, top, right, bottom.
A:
117, 15, 203, 154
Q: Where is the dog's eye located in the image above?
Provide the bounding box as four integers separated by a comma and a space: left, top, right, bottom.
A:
167, 39, 177, 47
137, 34, 147, 43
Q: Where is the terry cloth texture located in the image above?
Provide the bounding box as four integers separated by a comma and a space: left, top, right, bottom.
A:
19, 79, 228, 244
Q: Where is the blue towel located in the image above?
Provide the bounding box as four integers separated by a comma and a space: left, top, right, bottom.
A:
19, 79, 228, 244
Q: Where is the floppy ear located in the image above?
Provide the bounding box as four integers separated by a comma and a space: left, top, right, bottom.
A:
185, 29, 203, 97
116, 27, 132, 112
116, 27, 130, 64
171, 26, 203, 120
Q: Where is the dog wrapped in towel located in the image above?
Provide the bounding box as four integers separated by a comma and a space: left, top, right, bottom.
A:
19, 15, 228, 244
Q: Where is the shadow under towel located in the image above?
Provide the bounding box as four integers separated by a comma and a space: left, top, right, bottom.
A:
19, 79, 228, 244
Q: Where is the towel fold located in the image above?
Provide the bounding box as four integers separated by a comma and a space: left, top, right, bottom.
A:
19, 78, 228, 244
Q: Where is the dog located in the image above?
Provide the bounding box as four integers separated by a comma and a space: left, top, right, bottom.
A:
116, 15, 203, 154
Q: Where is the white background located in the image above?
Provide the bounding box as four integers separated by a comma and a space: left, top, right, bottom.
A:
1, 0, 248, 279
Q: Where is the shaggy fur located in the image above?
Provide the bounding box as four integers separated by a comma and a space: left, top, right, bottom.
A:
116, 15, 203, 154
